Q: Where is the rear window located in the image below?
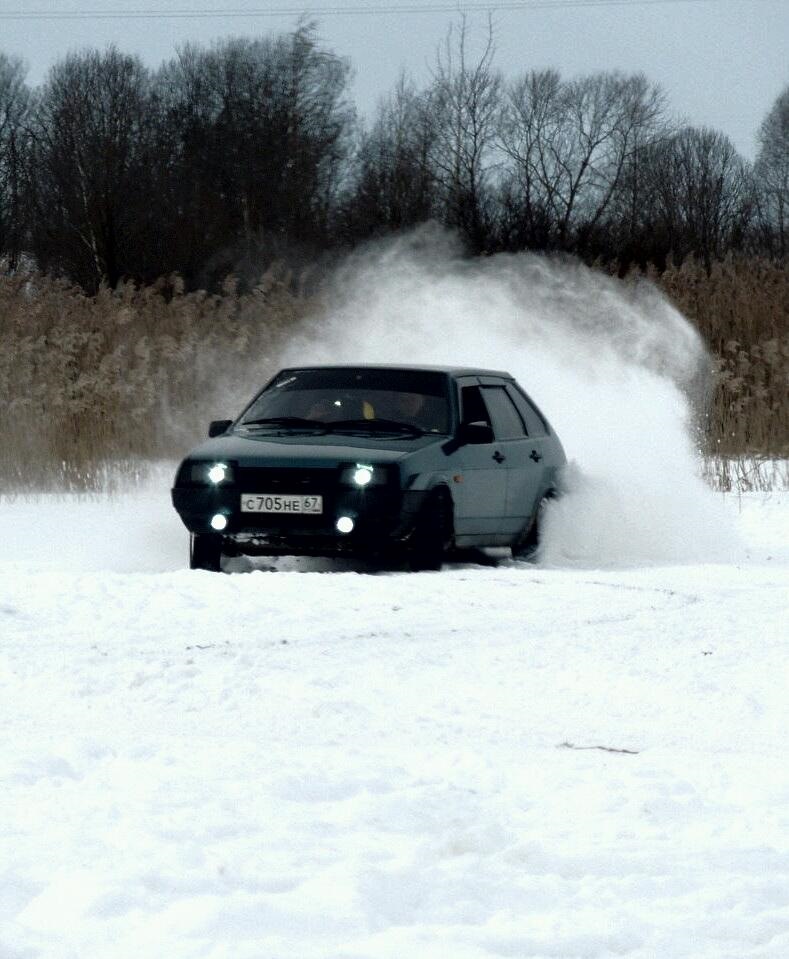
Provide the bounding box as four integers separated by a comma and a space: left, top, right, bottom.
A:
482, 386, 527, 439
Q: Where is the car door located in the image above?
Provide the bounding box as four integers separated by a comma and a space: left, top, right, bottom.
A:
506, 382, 554, 486
479, 381, 544, 539
453, 380, 508, 542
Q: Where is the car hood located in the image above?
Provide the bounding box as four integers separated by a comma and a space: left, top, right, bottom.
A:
183, 430, 444, 467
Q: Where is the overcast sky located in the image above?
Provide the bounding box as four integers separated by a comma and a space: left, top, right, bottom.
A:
0, 0, 785, 158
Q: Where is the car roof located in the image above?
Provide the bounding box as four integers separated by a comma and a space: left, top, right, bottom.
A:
277, 363, 514, 380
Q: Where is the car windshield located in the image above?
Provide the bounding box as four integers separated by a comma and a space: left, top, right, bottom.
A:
238, 368, 452, 435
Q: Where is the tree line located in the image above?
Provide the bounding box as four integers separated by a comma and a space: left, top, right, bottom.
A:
0, 23, 786, 293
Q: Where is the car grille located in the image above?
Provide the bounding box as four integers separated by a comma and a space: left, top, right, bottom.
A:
235, 466, 335, 493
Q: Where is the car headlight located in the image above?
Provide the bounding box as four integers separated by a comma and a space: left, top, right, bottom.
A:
189, 462, 235, 484
340, 464, 385, 487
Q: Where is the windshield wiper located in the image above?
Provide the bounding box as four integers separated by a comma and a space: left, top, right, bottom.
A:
326, 418, 425, 436
240, 416, 329, 431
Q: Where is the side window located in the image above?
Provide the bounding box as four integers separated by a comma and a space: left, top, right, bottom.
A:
507, 385, 549, 437
482, 386, 527, 439
461, 385, 492, 427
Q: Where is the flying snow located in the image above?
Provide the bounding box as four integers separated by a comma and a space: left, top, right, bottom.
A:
278, 226, 741, 566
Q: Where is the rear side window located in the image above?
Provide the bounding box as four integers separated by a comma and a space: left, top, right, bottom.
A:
481, 386, 527, 439
507, 385, 549, 437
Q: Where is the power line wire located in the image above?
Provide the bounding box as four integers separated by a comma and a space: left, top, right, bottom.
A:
0, 0, 769, 19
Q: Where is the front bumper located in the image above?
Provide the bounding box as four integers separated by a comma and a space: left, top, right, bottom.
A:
171, 482, 429, 556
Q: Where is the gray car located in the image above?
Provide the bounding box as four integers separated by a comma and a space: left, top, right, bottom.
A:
171, 365, 566, 570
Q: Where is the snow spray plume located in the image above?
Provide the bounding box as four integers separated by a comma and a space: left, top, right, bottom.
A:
281, 225, 741, 566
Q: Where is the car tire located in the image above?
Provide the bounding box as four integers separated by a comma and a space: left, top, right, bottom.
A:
409, 490, 453, 572
189, 532, 223, 571
512, 493, 552, 561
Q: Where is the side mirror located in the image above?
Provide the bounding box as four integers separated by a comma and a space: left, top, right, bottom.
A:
457, 421, 494, 445
208, 419, 233, 438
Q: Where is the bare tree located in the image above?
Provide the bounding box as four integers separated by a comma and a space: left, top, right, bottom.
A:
641, 126, 752, 270
154, 26, 354, 284
30, 48, 154, 290
425, 16, 502, 251
343, 74, 436, 238
497, 68, 563, 249
499, 68, 667, 252
754, 85, 788, 258
0, 54, 31, 270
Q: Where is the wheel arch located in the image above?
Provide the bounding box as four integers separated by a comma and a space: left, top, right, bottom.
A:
425, 479, 456, 517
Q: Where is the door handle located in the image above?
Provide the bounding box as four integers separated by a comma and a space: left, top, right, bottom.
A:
529, 449, 543, 462
492, 450, 506, 463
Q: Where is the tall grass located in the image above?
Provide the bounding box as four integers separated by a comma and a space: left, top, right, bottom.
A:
1, 255, 786, 492
0, 268, 307, 491
651, 256, 788, 461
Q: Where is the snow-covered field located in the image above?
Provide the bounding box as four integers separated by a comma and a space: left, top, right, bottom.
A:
2, 474, 787, 959
2, 235, 787, 956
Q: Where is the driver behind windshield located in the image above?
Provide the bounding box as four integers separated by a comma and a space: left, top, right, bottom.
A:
387, 391, 429, 428
306, 391, 433, 429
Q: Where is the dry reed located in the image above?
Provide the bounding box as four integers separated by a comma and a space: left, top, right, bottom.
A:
0, 267, 308, 491
650, 256, 788, 462
1, 255, 786, 492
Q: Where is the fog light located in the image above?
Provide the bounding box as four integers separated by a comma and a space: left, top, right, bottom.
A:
336, 516, 355, 534
352, 465, 373, 487
210, 513, 228, 531
208, 463, 228, 484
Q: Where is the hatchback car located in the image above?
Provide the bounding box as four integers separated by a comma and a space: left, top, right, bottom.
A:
171, 365, 566, 570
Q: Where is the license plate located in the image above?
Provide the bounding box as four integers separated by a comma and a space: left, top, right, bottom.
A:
240, 493, 323, 514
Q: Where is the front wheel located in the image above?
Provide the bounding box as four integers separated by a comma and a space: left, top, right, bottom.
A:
189, 532, 223, 571
408, 491, 453, 571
